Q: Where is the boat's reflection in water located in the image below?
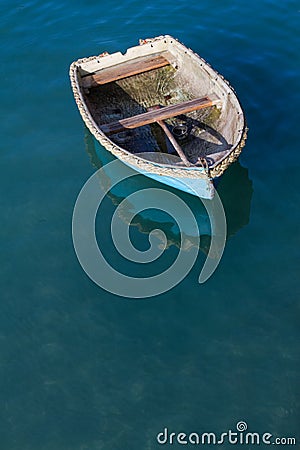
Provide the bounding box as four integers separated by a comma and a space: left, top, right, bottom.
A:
84, 129, 252, 254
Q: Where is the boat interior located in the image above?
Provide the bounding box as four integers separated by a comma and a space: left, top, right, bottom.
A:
78, 45, 244, 169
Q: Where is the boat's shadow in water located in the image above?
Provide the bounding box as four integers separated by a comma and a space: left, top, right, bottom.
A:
84, 129, 253, 255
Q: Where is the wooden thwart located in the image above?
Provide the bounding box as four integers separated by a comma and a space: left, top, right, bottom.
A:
81, 53, 171, 88
101, 94, 221, 135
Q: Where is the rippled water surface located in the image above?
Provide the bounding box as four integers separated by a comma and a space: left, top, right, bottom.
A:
1, 1, 299, 449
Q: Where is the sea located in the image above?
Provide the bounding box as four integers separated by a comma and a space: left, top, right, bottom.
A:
1, 1, 299, 449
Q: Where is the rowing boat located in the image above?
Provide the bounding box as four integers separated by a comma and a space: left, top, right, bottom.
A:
70, 35, 247, 199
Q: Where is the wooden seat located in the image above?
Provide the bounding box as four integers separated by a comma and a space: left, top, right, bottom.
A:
100, 94, 221, 135
81, 52, 172, 89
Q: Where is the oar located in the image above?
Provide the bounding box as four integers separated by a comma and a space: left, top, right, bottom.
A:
148, 105, 191, 167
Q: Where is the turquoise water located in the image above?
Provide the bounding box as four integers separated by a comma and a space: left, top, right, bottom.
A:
1, 1, 300, 449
